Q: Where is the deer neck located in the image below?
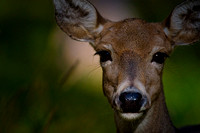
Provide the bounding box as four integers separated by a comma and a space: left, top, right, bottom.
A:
114, 89, 176, 133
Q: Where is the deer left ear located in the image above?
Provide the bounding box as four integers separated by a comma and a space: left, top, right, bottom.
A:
163, 0, 200, 46
53, 0, 108, 44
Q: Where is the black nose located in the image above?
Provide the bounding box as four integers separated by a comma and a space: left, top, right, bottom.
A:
119, 92, 143, 113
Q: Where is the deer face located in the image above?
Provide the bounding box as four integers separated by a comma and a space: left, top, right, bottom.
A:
54, 0, 200, 120
94, 19, 172, 119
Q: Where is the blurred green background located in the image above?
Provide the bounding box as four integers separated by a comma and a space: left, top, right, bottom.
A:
0, 0, 200, 133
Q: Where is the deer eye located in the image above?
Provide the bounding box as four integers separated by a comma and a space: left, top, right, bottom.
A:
152, 52, 169, 64
95, 50, 112, 62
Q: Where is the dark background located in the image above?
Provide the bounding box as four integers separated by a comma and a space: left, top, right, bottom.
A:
0, 0, 200, 133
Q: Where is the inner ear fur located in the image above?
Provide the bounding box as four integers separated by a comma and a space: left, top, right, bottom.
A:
163, 0, 200, 45
53, 0, 107, 42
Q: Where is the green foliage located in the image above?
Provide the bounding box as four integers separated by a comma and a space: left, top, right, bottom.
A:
133, 0, 200, 128
0, 0, 200, 133
164, 43, 200, 127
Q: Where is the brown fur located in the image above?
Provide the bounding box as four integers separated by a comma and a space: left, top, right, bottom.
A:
95, 19, 175, 133
53, 0, 200, 132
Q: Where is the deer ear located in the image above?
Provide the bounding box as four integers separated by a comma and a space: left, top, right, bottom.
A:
53, 0, 107, 43
163, 0, 200, 46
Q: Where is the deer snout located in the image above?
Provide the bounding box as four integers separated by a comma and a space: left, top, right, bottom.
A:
116, 87, 149, 114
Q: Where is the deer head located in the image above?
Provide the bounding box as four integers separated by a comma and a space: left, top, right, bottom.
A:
53, 0, 200, 122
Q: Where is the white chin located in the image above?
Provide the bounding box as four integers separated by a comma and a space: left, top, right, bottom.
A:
120, 112, 143, 121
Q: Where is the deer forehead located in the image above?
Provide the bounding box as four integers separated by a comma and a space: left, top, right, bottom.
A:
96, 19, 172, 56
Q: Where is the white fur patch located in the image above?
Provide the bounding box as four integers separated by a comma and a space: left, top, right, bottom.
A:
95, 24, 104, 34
120, 112, 143, 120
151, 46, 166, 55
116, 80, 130, 95
134, 79, 151, 107
101, 60, 112, 67
163, 27, 170, 37
103, 44, 113, 51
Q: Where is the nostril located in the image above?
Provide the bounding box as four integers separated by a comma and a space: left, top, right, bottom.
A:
119, 92, 143, 113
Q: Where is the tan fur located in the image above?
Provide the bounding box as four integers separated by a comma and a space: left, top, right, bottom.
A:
54, 0, 200, 132
95, 19, 175, 132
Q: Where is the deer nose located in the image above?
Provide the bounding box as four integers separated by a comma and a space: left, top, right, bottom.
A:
119, 92, 143, 113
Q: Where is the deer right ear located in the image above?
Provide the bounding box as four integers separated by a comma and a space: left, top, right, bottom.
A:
163, 0, 200, 46
53, 0, 108, 43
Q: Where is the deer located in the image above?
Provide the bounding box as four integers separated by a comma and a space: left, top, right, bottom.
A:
53, 0, 200, 132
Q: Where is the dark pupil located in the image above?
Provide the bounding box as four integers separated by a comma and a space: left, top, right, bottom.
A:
152, 52, 168, 64
96, 51, 112, 62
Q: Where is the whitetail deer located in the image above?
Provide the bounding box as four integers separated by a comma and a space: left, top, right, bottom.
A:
53, 0, 200, 132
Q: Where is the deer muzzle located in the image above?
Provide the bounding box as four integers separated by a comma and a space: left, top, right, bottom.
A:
114, 86, 150, 119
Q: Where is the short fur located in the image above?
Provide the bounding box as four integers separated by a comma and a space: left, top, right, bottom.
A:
53, 0, 200, 133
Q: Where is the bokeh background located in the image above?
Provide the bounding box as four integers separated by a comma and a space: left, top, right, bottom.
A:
1, 0, 200, 133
